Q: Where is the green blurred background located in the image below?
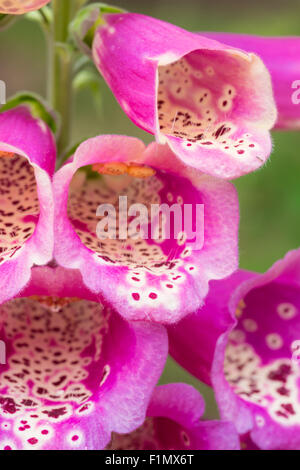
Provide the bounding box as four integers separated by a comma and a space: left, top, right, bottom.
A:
0, 0, 299, 419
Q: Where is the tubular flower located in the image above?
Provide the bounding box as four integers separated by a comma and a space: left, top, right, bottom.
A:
0, 106, 55, 304
0, 0, 50, 14
53, 136, 239, 324
107, 383, 240, 450
168, 270, 255, 385
91, 13, 277, 179
0, 266, 168, 450
205, 248, 300, 450
169, 252, 300, 449
202, 33, 300, 130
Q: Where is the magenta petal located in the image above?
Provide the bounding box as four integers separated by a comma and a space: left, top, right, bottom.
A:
92, 13, 277, 178
0, 0, 50, 14
53, 136, 239, 324
108, 383, 240, 450
0, 266, 168, 450
211, 248, 300, 449
0, 106, 55, 303
202, 33, 300, 130
168, 270, 256, 385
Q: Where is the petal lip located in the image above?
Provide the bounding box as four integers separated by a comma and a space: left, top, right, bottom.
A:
211, 248, 300, 450
167, 130, 273, 180
147, 383, 206, 428
92, 12, 277, 179
109, 383, 240, 450
0, 107, 55, 304
0, 266, 168, 450
201, 32, 300, 131
0, 106, 56, 175
53, 136, 239, 324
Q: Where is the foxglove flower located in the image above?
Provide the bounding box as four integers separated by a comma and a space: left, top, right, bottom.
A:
202, 33, 300, 130
107, 383, 240, 450
90, 12, 277, 179
0, 266, 168, 450
53, 136, 239, 324
212, 248, 300, 450
168, 270, 254, 385
0, 105, 55, 304
169, 249, 300, 449
0, 0, 50, 14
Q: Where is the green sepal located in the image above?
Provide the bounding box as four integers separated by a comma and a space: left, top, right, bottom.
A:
70, 3, 126, 57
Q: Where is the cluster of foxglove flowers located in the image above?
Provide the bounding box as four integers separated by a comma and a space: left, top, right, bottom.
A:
0, 1, 299, 451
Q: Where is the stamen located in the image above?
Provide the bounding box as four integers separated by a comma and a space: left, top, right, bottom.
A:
0, 151, 14, 158
92, 162, 128, 176
235, 299, 246, 318
127, 164, 156, 178
29, 296, 80, 309
92, 162, 156, 179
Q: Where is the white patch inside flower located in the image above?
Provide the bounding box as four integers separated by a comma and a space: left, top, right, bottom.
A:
255, 415, 265, 428
243, 319, 258, 333
225, 340, 300, 426
67, 430, 84, 447
277, 303, 298, 320
228, 329, 246, 344
266, 333, 283, 350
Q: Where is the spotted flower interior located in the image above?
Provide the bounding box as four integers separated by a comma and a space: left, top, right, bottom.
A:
158, 51, 265, 162
0, 153, 40, 266
67, 166, 201, 305
225, 282, 300, 428
0, 295, 113, 450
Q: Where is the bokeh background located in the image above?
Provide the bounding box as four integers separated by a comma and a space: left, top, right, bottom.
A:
0, 0, 300, 419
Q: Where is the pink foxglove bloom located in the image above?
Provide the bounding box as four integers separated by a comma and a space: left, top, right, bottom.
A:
0, 106, 55, 304
168, 270, 254, 385
170, 249, 300, 449
107, 383, 240, 450
0, 266, 168, 450
53, 136, 239, 324
0, 0, 50, 14
92, 13, 277, 179
212, 249, 300, 450
202, 33, 300, 130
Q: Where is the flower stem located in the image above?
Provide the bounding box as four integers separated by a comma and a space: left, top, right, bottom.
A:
48, 0, 75, 160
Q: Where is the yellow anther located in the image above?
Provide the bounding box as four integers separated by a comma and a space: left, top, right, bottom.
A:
92, 162, 128, 176
235, 299, 246, 318
92, 161, 156, 179
30, 296, 80, 308
0, 151, 14, 158
127, 164, 156, 178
